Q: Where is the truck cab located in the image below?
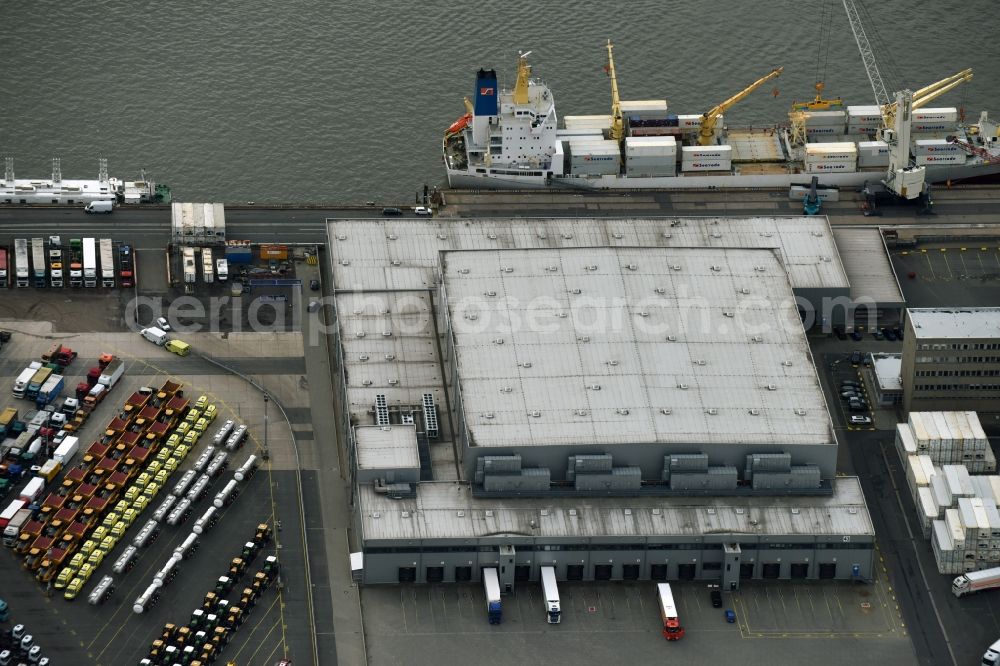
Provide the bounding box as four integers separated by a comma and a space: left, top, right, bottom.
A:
984, 638, 1000, 666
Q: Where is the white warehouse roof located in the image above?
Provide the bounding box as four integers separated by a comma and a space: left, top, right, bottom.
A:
908, 308, 1000, 339
358, 477, 873, 543
442, 246, 834, 449
355, 424, 420, 471
327, 216, 848, 293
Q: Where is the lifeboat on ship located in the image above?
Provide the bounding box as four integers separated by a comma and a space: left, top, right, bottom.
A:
446, 113, 472, 136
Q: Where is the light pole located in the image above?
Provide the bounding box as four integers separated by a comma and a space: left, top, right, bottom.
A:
263, 392, 270, 461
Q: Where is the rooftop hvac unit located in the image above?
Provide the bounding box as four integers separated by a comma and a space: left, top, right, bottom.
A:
422, 393, 438, 439
375, 394, 389, 426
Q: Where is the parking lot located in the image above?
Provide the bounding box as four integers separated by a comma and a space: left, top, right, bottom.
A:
891, 244, 1000, 308
0, 328, 311, 664
361, 572, 913, 666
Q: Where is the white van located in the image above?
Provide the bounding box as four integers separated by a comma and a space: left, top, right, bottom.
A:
84, 200, 114, 214
140, 327, 168, 346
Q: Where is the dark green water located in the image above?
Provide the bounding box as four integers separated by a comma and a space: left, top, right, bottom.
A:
1, 0, 996, 203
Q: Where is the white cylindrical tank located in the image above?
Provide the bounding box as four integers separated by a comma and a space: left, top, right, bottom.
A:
213, 479, 239, 509
234, 455, 258, 482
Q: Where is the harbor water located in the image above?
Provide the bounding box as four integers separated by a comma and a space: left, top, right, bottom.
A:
0, 0, 997, 203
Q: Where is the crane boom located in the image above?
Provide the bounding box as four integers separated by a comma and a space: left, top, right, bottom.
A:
843, 0, 891, 108
605, 40, 623, 142
881, 69, 973, 129
697, 67, 783, 145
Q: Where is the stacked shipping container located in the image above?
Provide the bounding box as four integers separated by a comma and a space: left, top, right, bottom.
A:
804, 142, 857, 174
624, 136, 677, 177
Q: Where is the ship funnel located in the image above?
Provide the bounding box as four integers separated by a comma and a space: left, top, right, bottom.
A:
474, 69, 498, 117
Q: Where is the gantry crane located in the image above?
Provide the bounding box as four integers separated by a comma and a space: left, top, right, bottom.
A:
605, 40, 624, 142
697, 67, 783, 145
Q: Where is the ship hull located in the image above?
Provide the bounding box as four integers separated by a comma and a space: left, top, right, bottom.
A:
446, 160, 1000, 191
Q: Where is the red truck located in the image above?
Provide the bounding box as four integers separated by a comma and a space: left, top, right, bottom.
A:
41, 343, 78, 369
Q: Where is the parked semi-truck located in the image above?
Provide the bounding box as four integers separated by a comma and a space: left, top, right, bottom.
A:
953, 566, 1000, 598
99, 359, 124, 389
49, 236, 63, 287
540, 566, 561, 624
52, 435, 79, 465
69, 238, 83, 287
30, 237, 46, 288
35, 374, 64, 408
119, 244, 134, 287
483, 567, 502, 624
2, 508, 32, 546
82, 237, 97, 287
12, 362, 42, 398
99, 238, 115, 287
0, 244, 8, 287
25, 366, 53, 400
183, 247, 196, 284
42, 343, 77, 368
14, 238, 29, 287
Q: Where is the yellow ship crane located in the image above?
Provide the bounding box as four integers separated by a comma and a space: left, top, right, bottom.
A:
882, 68, 973, 128
605, 40, 623, 142
513, 51, 532, 105
698, 67, 784, 146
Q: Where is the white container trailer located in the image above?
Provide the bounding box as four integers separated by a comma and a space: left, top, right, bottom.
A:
483, 567, 502, 624
182, 247, 196, 284
540, 566, 561, 624
53, 435, 79, 464
82, 237, 97, 287
202, 248, 214, 283
99, 238, 115, 287
952, 565, 1000, 597
30, 238, 46, 287
620, 100, 668, 119
14, 238, 29, 287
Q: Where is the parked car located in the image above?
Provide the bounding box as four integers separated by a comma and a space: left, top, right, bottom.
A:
850, 415, 873, 425
850, 351, 862, 366
155, 317, 171, 332
710, 589, 722, 608
872, 330, 884, 340
381, 207, 402, 216
413, 206, 433, 216
309, 279, 320, 291
850, 330, 863, 341
849, 402, 868, 412
883, 329, 896, 341
894, 327, 904, 340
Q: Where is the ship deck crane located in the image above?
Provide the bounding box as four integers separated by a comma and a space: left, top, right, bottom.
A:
605, 40, 623, 142
697, 67, 783, 146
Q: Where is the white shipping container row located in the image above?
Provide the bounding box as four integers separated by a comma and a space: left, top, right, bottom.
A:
680, 160, 732, 172
918, 486, 941, 539
629, 126, 684, 137
805, 127, 842, 137
564, 115, 612, 131
914, 139, 963, 155
916, 154, 967, 166
803, 110, 846, 126
847, 124, 880, 135
913, 123, 954, 133
681, 145, 732, 160
805, 142, 857, 160
913, 107, 959, 123
625, 136, 677, 156
847, 105, 882, 122
804, 161, 857, 174
676, 114, 722, 129
621, 100, 668, 119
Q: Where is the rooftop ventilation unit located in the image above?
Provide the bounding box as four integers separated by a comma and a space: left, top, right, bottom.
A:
423, 393, 439, 438
375, 394, 390, 426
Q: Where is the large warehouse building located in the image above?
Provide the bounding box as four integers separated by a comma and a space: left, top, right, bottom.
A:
328, 216, 876, 587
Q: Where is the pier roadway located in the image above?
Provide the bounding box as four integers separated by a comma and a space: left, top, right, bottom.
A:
1, 184, 1000, 248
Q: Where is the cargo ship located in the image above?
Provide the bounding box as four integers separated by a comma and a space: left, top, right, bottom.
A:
442, 50, 1000, 192
0, 157, 170, 205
